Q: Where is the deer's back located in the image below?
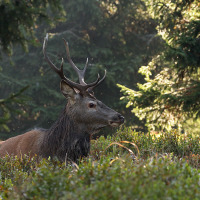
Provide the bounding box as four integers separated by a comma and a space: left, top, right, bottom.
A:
0, 129, 46, 158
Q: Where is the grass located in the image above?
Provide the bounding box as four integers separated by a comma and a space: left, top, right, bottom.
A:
0, 127, 200, 199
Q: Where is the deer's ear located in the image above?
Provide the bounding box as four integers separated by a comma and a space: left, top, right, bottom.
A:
60, 80, 76, 103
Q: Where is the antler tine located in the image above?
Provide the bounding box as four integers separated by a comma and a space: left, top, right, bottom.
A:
86, 73, 100, 88
88, 70, 107, 91
43, 34, 66, 80
63, 39, 87, 85
83, 58, 89, 76
64, 74, 101, 94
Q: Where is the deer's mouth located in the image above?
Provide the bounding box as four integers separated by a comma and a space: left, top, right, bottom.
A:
108, 121, 123, 127
108, 114, 124, 127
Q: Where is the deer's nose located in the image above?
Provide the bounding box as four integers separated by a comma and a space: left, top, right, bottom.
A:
113, 114, 125, 123
118, 115, 125, 123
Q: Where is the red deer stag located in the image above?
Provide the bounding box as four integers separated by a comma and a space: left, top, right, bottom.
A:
0, 34, 124, 162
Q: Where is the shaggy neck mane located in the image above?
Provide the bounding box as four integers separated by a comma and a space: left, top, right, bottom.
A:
40, 107, 91, 163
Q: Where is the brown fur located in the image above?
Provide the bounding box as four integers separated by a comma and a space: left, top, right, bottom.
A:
0, 105, 93, 162
0, 129, 45, 158
0, 141, 4, 145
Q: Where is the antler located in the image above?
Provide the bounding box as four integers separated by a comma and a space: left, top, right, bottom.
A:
63, 39, 106, 89
43, 34, 106, 95
63, 39, 88, 86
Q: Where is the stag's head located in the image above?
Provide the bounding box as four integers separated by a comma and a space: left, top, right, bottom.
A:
43, 34, 124, 133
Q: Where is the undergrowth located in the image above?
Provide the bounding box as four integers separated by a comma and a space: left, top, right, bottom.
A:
0, 128, 200, 199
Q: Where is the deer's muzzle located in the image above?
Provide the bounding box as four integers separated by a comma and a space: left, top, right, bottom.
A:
109, 114, 125, 127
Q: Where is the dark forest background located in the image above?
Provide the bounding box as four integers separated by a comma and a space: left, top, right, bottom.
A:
0, 0, 199, 139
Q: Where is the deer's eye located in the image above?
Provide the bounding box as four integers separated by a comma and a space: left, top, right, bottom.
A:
88, 102, 96, 108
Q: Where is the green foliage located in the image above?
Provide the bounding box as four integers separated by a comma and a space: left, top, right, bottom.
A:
92, 127, 200, 161
118, 0, 200, 131
0, 86, 29, 132
0, 0, 65, 54
0, 0, 65, 133
1, 128, 200, 199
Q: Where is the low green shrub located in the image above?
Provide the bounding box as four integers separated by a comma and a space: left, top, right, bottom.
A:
0, 128, 200, 199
